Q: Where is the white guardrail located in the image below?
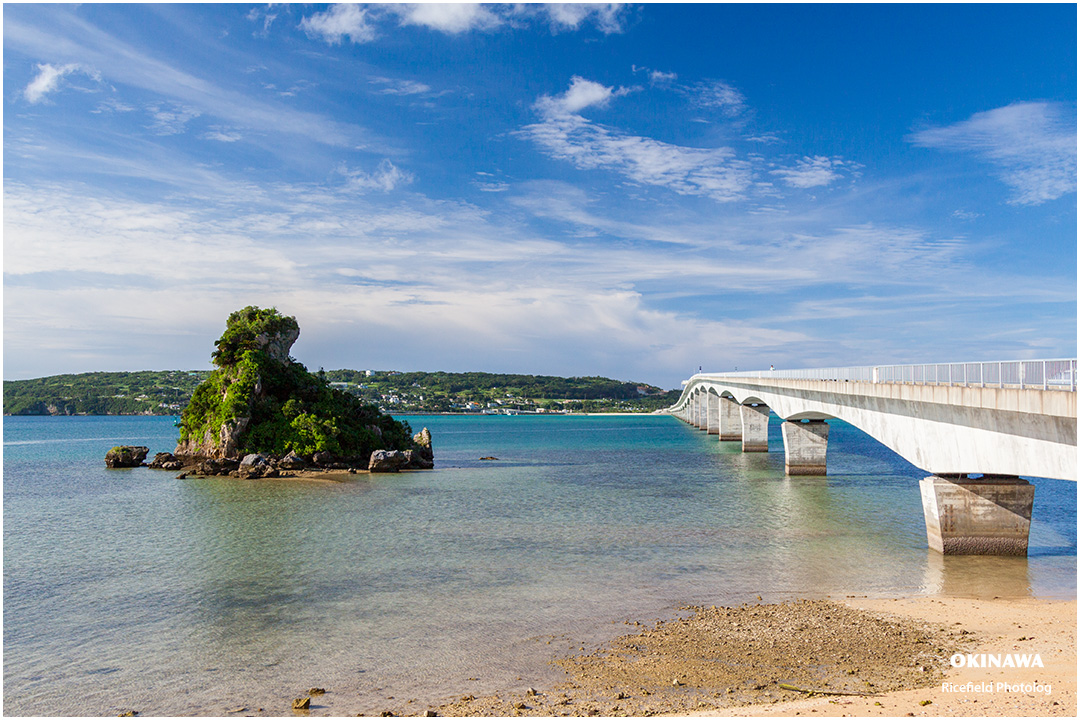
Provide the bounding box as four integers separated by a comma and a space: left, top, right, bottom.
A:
697, 359, 1077, 391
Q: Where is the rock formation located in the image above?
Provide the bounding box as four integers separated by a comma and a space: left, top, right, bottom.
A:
105, 446, 149, 468
174, 306, 430, 473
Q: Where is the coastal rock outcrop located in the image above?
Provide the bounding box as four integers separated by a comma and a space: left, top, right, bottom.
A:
105, 446, 149, 468
148, 452, 184, 471
369, 449, 408, 473
174, 306, 430, 472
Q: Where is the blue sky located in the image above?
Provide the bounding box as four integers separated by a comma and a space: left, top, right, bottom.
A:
4, 3, 1076, 388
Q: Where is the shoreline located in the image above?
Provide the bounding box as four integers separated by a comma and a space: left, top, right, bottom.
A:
422, 594, 1075, 718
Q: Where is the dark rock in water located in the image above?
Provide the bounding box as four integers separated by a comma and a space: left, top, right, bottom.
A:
191, 458, 239, 477
479, 456, 499, 461
311, 450, 336, 468
238, 453, 274, 478
369, 449, 407, 473
291, 696, 310, 710
105, 446, 149, 468
148, 452, 183, 471
403, 449, 434, 470
240, 452, 267, 467
278, 450, 307, 470
308, 688, 326, 696
175, 472, 188, 479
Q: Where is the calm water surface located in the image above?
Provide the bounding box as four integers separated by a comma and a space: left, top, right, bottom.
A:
4, 414, 1075, 716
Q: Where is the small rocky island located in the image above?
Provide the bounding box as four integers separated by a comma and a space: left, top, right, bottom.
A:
111, 306, 432, 476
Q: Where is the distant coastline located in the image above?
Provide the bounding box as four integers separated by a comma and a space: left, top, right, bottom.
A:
4, 368, 680, 417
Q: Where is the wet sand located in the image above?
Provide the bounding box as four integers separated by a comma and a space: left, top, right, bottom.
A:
426, 596, 1074, 718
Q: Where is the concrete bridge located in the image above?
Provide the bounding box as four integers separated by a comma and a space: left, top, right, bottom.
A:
667, 359, 1076, 556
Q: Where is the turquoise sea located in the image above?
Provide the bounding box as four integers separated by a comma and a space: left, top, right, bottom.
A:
3, 414, 1076, 716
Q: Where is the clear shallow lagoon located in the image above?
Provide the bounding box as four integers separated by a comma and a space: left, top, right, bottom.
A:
4, 414, 1075, 716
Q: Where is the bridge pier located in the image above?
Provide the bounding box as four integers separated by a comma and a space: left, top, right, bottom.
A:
781, 419, 829, 475
740, 403, 770, 452
920, 475, 1035, 555
718, 396, 742, 441
695, 392, 707, 430
706, 392, 719, 434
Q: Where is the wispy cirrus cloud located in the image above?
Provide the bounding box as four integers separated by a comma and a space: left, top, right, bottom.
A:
339, 159, 414, 192
907, 101, 1077, 205
369, 76, 433, 96
147, 103, 201, 136
5, 9, 367, 148
202, 127, 242, 143
522, 77, 754, 201
687, 79, 746, 118
771, 156, 858, 189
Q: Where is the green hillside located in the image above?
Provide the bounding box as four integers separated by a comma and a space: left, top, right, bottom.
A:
5, 369, 679, 416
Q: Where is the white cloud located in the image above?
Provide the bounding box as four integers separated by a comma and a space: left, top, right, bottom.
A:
299, 3, 628, 44
370, 77, 433, 96
392, 3, 503, 34
5, 176, 1071, 383
523, 78, 754, 202
23, 62, 93, 103
907, 101, 1077, 205
541, 4, 628, 34
650, 69, 677, 84
771, 156, 854, 189
340, 159, 414, 192
300, 4, 378, 44
535, 76, 632, 116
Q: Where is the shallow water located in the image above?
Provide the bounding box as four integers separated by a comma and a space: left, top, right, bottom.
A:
3, 414, 1075, 716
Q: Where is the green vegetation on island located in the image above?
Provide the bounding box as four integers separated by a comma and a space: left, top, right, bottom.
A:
2, 370, 211, 416
176, 306, 416, 461
322, 370, 680, 413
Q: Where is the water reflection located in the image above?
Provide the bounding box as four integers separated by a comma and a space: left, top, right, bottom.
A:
922, 551, 1033, 598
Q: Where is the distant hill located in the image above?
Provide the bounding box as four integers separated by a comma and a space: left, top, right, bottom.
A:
3, 370, 211, 416
4, 368, 680, 416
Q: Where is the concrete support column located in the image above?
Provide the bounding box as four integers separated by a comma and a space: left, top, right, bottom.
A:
740, 403, 770, 452
718, 396, 742, 441
697, 393, 708, 430
781, 420, 829, 475
688, 395, 698, 427
706, 393, 719, 435
920, 475, 1035, 555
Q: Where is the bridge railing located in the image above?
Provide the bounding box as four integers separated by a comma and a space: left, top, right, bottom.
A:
702, 358, 1076, 391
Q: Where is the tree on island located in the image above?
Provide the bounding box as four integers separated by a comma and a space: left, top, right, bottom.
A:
176, 306, 427, 468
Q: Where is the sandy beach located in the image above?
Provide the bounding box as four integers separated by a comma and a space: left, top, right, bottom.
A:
427, 595, 1075, 718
